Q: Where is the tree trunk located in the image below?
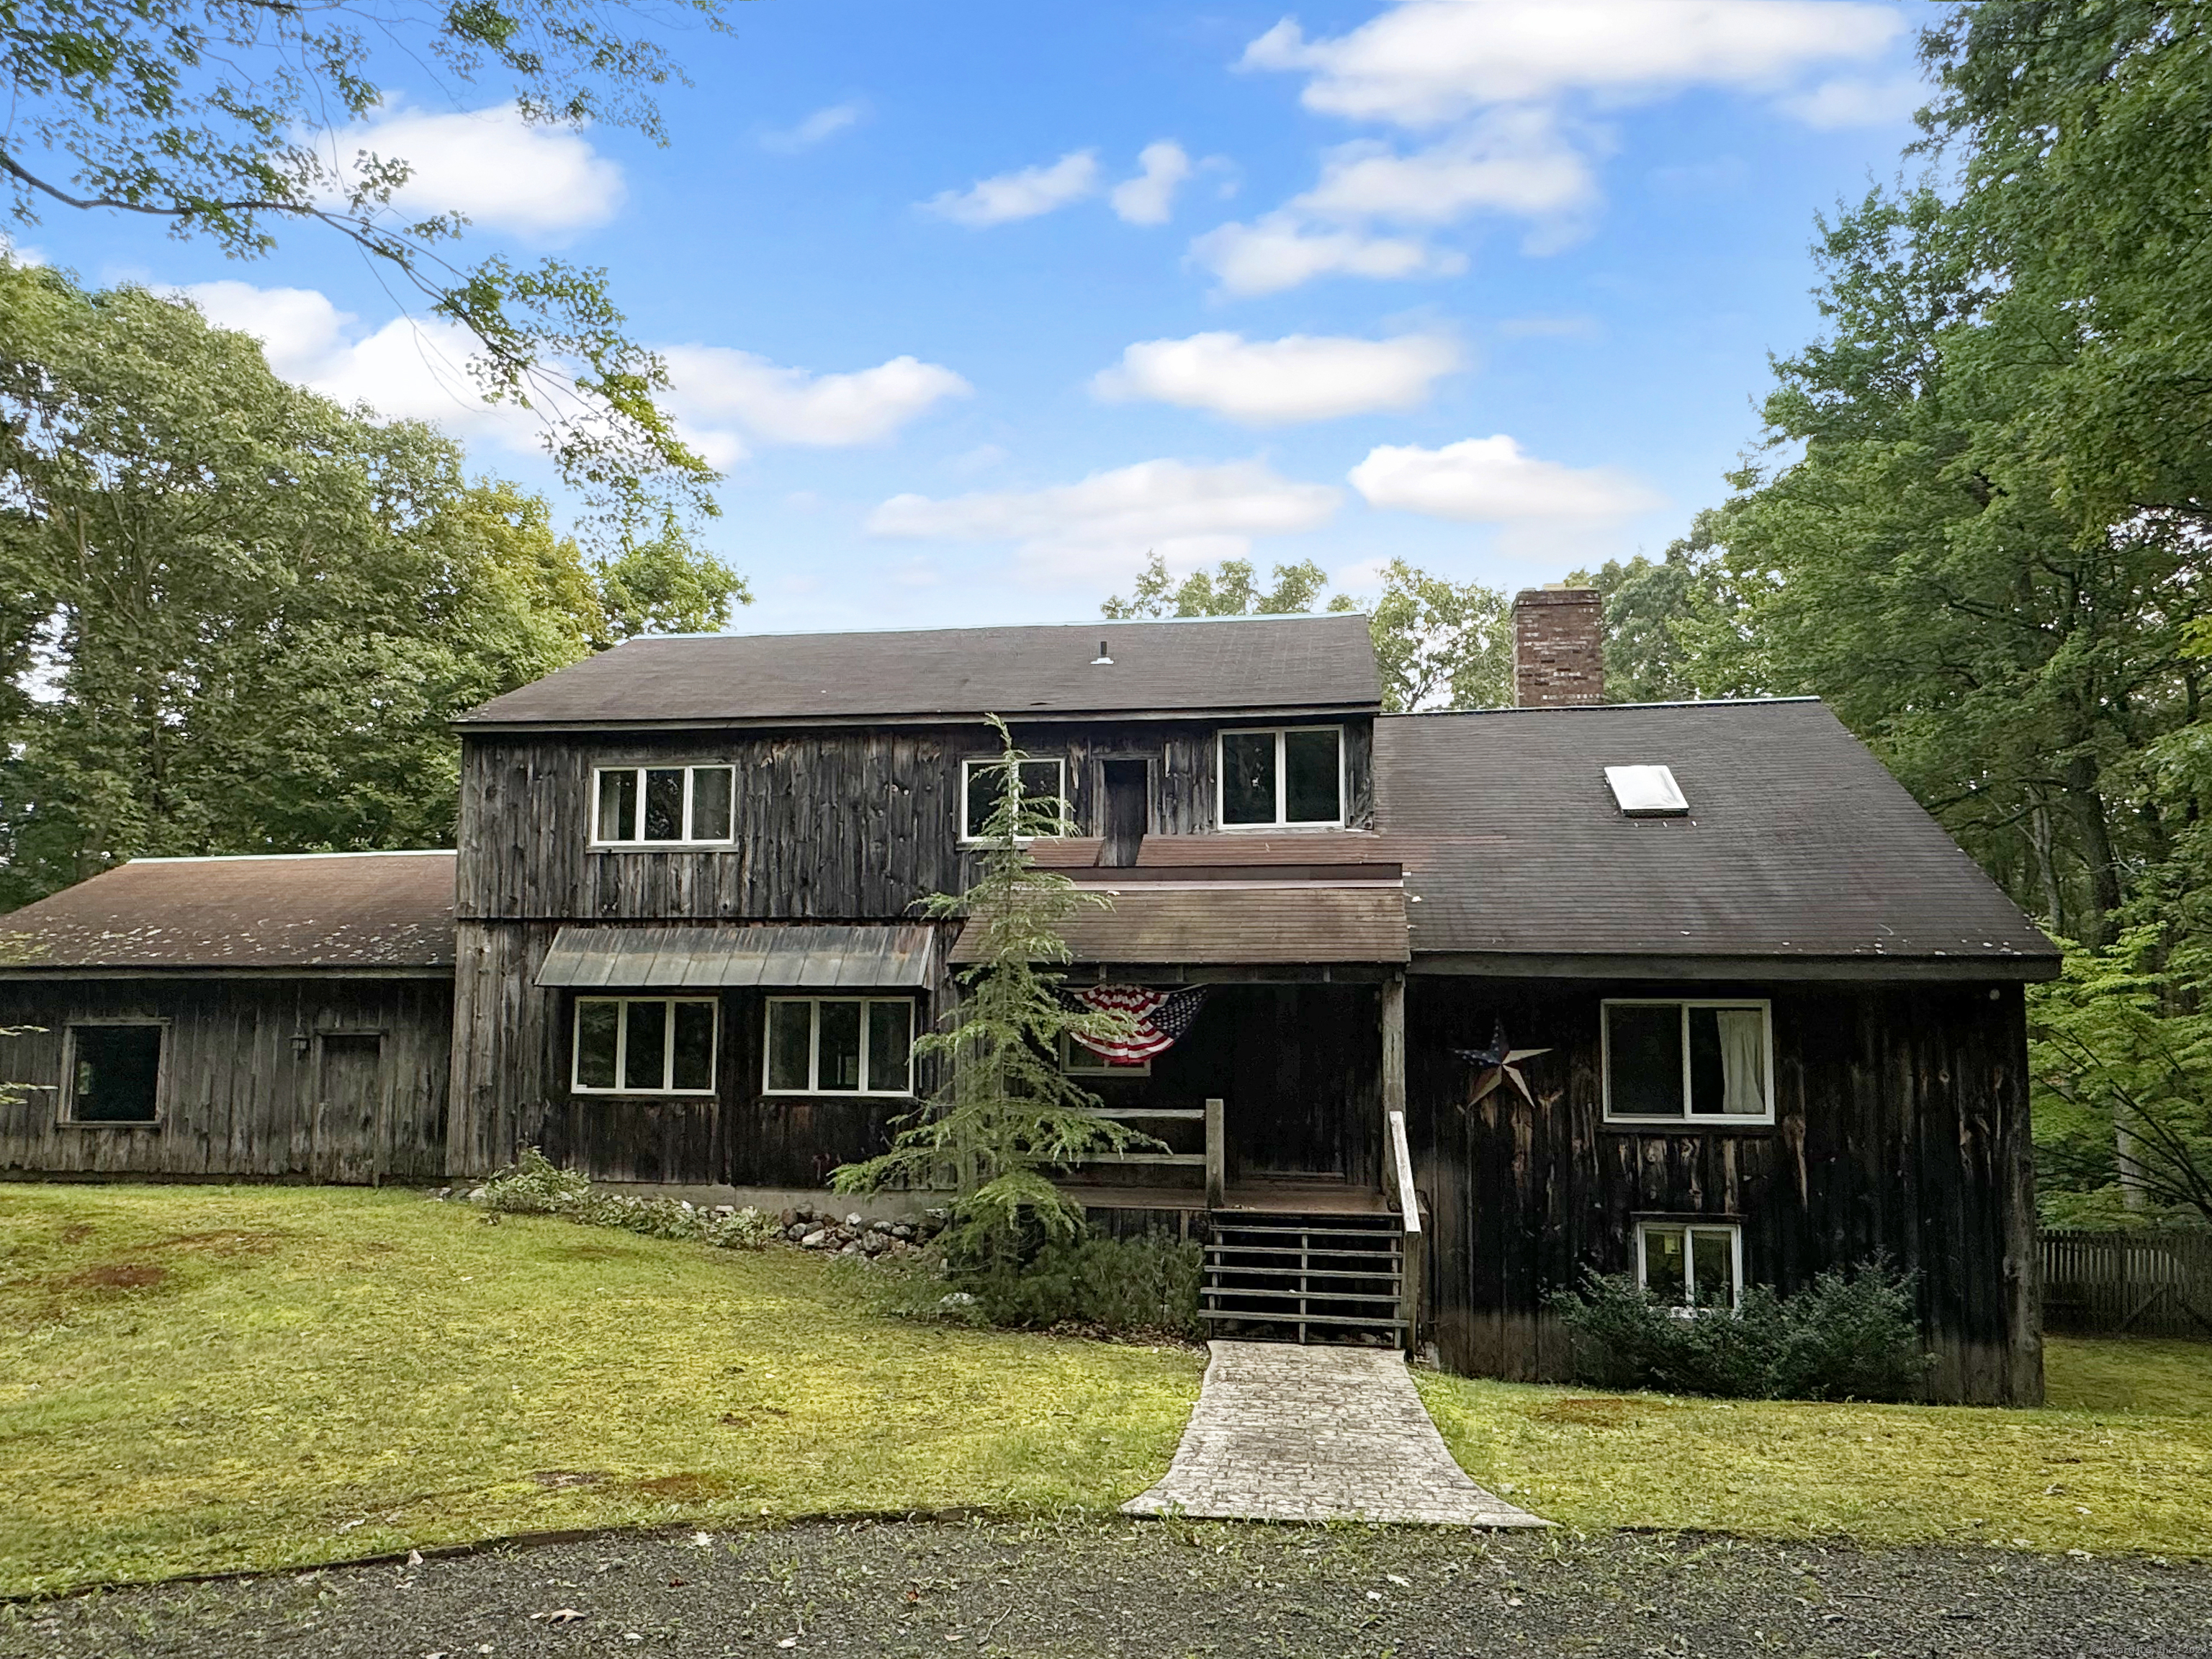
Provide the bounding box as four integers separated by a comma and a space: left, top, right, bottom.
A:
2062, 752, 2121, 945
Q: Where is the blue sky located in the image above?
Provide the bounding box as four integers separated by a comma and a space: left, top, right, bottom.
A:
18, 0, 1933, 631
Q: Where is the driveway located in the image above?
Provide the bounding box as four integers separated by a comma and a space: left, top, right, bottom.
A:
4, 1518, 2202, 1658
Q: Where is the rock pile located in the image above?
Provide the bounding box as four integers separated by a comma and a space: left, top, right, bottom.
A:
779, 1202, 944, 1259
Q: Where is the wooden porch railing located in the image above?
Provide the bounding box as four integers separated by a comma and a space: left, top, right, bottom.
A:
1388, 1107, 1423, 1347
1066, 1097, 1227, 1207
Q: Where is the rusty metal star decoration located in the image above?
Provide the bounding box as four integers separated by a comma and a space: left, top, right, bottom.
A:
1451, 1020, 1551, 1108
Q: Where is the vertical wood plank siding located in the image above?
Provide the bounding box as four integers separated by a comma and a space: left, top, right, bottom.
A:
0, 978, 453, 1183
449, 718, 1375, 1183
1404, 977, 2041, 1406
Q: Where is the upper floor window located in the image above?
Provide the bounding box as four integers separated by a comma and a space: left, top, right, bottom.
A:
959, 757, 1068, 844
1219, 727, 1343, 829
595, 765, 735, 845
1602, 999, 1772, 1124
573, 997, 717, 1094
764, 997, 914, 1095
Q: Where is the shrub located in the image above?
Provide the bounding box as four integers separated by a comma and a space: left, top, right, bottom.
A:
1551, 1258, 1928, 1401
840, 1228, 1203, 1339
472, 1148, 776, 1251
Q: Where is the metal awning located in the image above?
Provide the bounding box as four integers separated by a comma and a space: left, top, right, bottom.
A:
536, 925, 936, 990
950, 882, 1411, 968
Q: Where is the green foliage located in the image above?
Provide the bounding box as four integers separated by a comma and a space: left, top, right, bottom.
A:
1101, 552, 1509, 713
0, 0, 728, 524
1551, 1260, 1929, 1402
594, 511, 752, 644
843, 1230, 1203, 1339
1568, 518, 1730, 704
832, 717, 1151, 1256
1101, 552, 1354, 621
1363, 558, 1510, 712
0, 264, 747, 907
2030, 931, 2212, 1228
477, 1147, 778, 1249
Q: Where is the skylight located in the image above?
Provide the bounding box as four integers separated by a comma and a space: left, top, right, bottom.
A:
1605, 764, 1689, 817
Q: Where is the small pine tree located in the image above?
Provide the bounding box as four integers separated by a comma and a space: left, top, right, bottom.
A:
832, 716, 1154, 1259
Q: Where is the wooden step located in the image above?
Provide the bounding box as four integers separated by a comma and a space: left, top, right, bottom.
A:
1205, 1263, 1401, 1283
1202, 1285, 1403, 1305
1200, 1310, 1408, 1330
1207, 1243, 1402, 1262
1211, 1224, 1407, 1242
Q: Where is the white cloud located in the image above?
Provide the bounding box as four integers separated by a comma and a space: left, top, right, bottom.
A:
179, 280, 966, 470
761, 100, 867, 153
661, 346, 971, 465
1349, 436, 1663, 522
867, 457, 1340, 581
179, 279, 541, 449
1241, 1, 1903, 127
1111, 140, 1194, 225
1093, 331, 1461, 426
1294, 112, 1596, 226
336, 102, 625, 238
1779, 73, 1925, 130
1190, 212, 1464, 297
923, 150, 1100, 226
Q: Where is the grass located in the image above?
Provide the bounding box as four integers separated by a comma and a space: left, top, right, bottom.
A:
1416, 1334, 2212, 1558
0, 1184, 1202, 1598
5, 1185, 2211, 1600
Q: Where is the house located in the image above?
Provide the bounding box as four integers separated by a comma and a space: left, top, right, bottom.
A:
0, 592, 2059, 1402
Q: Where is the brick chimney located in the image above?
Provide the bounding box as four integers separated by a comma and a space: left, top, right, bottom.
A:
1512, 585, 1604, 707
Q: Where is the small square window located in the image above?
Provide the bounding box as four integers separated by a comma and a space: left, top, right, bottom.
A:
960, 757, 1067, 842
763, 998, 915, 1095
1218, 727, 1343, 829
1602, 1000, 1771, 1123
1637, 1220, 1742, 1310
1058, 1031, 1152, 1077
63, 1025, 163, 1125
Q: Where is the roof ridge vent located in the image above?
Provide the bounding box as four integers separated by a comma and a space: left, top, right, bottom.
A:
1605, 763, 1689, 817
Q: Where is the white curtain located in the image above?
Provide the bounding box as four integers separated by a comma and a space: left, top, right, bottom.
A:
1716, 1008, 1766, 1114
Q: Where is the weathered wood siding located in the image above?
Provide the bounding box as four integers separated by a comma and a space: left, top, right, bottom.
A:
1406, 977, 2041, 1406
449, 919, 953, 1184
455, 718, 1376, 922
0, 976, 452, 1183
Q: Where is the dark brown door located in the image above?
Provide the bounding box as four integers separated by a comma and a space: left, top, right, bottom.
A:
315, 1033, 385, 1184
1100, 759, 1149, 867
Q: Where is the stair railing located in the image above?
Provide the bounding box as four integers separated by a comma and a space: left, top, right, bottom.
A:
1387, 1107, 1423, 1349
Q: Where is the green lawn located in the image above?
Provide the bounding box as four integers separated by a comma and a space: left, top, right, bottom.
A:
0, 1185, 1201, 1598
4, 1185, 2211, 1600
1417, 1333, 2212, 1559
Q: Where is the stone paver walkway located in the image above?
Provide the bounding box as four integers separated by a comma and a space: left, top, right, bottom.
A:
1123, 1339, 1550, 1526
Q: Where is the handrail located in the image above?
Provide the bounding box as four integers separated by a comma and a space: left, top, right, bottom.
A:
1387, 1107, 1420, 1235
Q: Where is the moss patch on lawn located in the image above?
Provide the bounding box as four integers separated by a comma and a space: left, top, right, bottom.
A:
0, 1185, 1203, 1598
1416, 1334, 2212, 1558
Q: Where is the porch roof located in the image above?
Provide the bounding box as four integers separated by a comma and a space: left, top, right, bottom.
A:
536, 924, 937, 990
950, 881, 1410, 967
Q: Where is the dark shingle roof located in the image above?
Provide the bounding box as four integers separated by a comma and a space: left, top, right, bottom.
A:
1375, 701, 2058, 975
457, 614, 1380, 729
0, 852, 456, 971
950, 882, 1410, 966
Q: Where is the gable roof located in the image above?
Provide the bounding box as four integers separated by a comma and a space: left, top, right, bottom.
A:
1375, 701, 2059, 978
456, 613, 1380, 730
0, 852, 456, 973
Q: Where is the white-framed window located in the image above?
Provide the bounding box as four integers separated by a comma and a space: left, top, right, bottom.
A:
1058, 1031, 1151, 1077
958, 757, 1069, 844
60, 1021, 166, 1125
572, 997, 719, 1094
763, 997, 915, 1095
593, 764, 736, 845
1637, 1220, 1743, 1310
1601, 999, 1773, 1124
1218, 727, 1344, 829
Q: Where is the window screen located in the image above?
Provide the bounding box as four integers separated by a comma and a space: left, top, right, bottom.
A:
66, 1025, 162, 1124
1283, 729, 1341, 824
